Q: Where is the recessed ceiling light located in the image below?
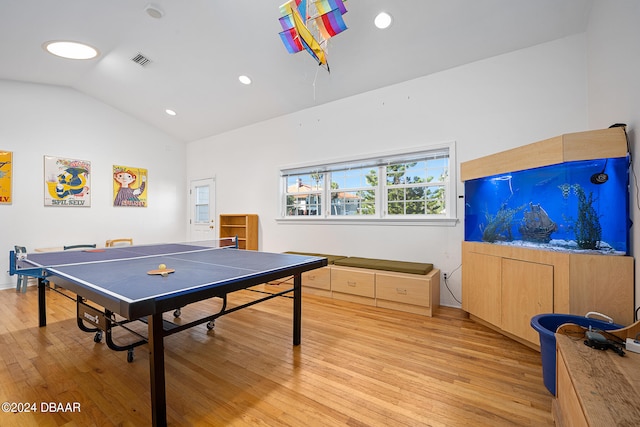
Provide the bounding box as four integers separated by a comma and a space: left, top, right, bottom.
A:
43, 41, 99, 60
238, 75, 252, 85
374, 12, 393, 29
165, 109, 177, 116
145, 4, 164, 19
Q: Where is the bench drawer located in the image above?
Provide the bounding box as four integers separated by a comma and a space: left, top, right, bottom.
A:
376, 273, 430, 307
302, 266, 331, 290
331, 267, 375, 298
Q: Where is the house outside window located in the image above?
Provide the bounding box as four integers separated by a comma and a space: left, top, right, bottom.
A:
285, 174, 323, 216
280, 142, 456, 224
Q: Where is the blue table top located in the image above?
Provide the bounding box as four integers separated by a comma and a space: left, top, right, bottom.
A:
19, 243, 327, 318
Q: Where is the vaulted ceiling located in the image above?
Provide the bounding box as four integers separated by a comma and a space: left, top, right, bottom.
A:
0, 0, 593, 142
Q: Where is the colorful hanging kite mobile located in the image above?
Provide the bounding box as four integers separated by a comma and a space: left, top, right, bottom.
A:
278, 0, 348, 72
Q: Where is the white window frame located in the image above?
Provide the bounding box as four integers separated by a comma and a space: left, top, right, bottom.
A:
277, 141, 458, 226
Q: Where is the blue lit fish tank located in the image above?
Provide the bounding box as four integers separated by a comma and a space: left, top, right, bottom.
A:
464, 157, 630, 255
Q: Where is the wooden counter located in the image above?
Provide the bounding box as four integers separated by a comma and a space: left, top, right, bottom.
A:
554, 333, 640, 426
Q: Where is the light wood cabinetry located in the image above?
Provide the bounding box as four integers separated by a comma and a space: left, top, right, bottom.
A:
375, 270, 440, 317
328, 265, 440, 316
554, 334, 640, 426
501, 258, 554, 344
463, 239, 634, 348
296, 262, 441, 316
299, 267, 332, 297
461, 249, 502, 326
555, 350, 585, 426
219, 214, 258, 250
460, 127, 629, 181
331, 266, 376, 305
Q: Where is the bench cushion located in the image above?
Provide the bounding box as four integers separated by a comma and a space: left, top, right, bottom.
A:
285, 251, 347, 265
333, 257, 433, 275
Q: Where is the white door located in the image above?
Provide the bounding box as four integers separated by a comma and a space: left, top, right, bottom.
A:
189, 178, 216, 242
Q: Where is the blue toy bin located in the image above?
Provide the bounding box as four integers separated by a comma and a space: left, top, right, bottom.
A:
530, 313, 624, 396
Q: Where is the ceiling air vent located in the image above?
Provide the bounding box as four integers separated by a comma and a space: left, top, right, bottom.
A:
131, 53, 152, 67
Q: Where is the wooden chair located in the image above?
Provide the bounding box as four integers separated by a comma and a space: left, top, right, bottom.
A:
63, 244, 97, 250
105, 238, 133, 247
14, 245, 28, 293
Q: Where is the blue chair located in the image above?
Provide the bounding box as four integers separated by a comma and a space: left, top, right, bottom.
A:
14, 246, 28, 293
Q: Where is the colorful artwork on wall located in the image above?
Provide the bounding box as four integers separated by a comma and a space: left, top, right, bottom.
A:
113, 165, 147, 207
44, 155, 91, 207
0, 150, 12, 204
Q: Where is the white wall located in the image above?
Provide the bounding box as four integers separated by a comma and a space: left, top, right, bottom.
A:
0, 80, 187, 289
587, 0, 640, 313
187, 34, 589, 308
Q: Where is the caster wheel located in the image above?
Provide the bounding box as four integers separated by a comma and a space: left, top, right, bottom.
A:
127, 350, 134, 363
94, 331, 103, 343
173, 308, 181, 318
206, 320, 215, 330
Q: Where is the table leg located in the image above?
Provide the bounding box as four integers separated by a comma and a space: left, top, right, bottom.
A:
38, 278, 47, 327
293, 273, 301, 346
148, 313, 167, 427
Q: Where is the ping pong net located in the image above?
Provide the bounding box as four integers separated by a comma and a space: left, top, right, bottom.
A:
9, 236, 239, 279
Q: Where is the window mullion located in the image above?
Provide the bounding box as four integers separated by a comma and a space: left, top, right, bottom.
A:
379, 165, 385, 218
324, 173, 330, 217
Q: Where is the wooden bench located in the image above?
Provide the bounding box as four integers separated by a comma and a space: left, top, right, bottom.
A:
285, 252, 440, 317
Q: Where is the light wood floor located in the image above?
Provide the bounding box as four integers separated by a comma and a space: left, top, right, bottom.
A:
0, 284, 553, 426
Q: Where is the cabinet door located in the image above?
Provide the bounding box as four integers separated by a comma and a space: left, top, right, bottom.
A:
376, 273, 430, 307
501, 258, 553, 345
569, 254, 634, 325
556, 346, 587, 426
462, 250, 502, 327
331, 267, 375, 298
303, 267, 331, 290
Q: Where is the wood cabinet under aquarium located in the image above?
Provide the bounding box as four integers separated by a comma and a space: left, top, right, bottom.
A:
460, 127, 634, 348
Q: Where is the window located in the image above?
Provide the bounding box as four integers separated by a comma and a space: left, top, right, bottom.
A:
330, 167, 377, 216
280, 142, 456, 223
285, 173, 323, 216
386, 157, 448, 216
194, 185, 210, 223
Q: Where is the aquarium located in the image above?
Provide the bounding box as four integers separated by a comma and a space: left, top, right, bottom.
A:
464, 157, 629, 255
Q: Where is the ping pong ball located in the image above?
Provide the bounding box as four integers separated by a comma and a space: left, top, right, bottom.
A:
158, 263, 167, 270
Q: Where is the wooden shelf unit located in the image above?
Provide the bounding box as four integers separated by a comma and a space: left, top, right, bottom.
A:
460, 128, 634, 348
219, 214, 258, 250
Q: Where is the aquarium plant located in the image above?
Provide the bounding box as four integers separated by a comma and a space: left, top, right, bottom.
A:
481, 203, 524, 243
559, 183, 602, 250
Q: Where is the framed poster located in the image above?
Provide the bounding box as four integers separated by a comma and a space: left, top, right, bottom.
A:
0, 150, 12, 204
113, 165, 147, 207
44, 156, 91, 207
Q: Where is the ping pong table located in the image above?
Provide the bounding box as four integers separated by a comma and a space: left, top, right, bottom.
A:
9, 241, 327, 427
